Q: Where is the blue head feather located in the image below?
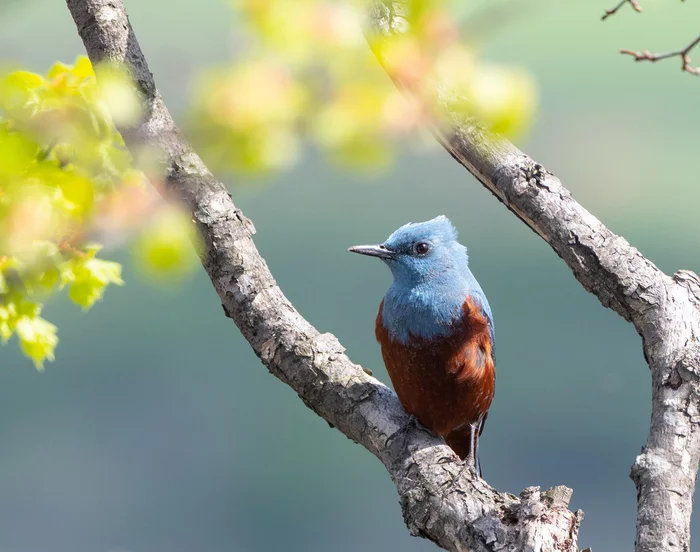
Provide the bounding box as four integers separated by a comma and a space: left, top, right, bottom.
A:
375, 216, 493, 345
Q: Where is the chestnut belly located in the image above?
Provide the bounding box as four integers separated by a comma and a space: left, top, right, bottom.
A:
376, 298, 495, 437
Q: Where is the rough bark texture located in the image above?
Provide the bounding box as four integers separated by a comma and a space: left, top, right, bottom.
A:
66, 1, 583, 551
367, 2, 700, 551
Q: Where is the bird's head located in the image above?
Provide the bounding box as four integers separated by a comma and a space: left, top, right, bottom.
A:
348, 216, 468, 286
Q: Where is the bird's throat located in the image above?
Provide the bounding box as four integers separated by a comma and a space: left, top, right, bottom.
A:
381, 281, 467, 344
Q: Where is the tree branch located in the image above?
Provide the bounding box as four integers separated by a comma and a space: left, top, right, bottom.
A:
602, 0, 698, 77
65, 1, 583, 551
621, 35, 700, 75
601, 0, 642, 21
366, 2, 700, 552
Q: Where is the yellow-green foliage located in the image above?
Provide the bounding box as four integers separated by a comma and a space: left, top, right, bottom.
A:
0, 57, 198, 368
133, 207, 201, 284
189, 0, 537, 175
0, 58, 131, 368
1, 3, 536, 368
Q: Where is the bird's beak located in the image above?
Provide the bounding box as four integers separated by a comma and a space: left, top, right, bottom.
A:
347, 244, 396, 260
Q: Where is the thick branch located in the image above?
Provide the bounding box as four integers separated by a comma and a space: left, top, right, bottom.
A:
367, 2, 700, 552
621, 35, 700, 75
65, 1, 582, 551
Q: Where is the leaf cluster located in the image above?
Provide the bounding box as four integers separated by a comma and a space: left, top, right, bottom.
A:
0, 57, 198, 368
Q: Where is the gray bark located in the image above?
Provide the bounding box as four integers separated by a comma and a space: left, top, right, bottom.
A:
64, 0, 700, 550
367, 3, 700, 551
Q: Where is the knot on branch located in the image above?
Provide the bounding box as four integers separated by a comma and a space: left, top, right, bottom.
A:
483, 486, 583, 552
511, 158, 559, 198
291, 332, 346, 365
630, 447, 677, 489
503, 486, 577, 524
394, 445, 583, 552
667, 345, 700, 387
674, 270, 700, 304
519, 161, 546, 188
543, 485, 575, 509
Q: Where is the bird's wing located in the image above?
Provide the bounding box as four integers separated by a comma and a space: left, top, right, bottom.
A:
469, 290, 496, 365
465, 291, 495, 444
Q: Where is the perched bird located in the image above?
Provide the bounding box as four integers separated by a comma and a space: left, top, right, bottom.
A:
349, 216, 495, 473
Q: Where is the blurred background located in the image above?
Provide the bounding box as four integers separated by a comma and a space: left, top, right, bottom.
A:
1, 0, 700, 550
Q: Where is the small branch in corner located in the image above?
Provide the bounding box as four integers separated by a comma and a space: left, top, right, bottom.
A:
602, 0, 642, 21
621, 34, 700, 76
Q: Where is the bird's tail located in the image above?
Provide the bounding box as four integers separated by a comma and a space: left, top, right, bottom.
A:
444, 429, 475, 460
444, 417, 486, 475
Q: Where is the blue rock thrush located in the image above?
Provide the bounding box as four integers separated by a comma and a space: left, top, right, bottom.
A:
349, 216, 495, 473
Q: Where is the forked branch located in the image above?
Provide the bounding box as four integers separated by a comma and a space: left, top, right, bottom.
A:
621, 34, 700, 75
602, 0, 699, 77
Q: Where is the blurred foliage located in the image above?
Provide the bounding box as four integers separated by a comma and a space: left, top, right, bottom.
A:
0, 57, 198, 368
1, 0, 536, 366
133, 206, 201, 283
189, 0, 537, 175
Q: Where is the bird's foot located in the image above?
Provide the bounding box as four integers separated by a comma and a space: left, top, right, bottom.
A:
465, 452, 481, 480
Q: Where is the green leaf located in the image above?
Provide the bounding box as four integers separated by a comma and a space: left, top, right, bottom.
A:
67, 257, 124, 310
134, 208, 200, 281
0, 305, 12, 342
0, 56, 139, 367
38, 267, 60, 291
15, 315, 58, 370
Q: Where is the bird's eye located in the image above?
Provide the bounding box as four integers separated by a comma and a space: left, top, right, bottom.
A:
414, 242, 431, 255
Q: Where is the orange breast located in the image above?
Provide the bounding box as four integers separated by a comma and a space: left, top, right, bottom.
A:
375, 297, 495, 438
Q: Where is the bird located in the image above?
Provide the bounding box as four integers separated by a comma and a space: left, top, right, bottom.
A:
348, 215, 495, 474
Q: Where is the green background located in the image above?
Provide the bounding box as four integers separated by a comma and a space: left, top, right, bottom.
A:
2, 0, 700, 550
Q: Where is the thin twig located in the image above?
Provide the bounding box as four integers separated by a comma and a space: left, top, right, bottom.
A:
602, 0, 642, 21
621, 34, 700, 75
